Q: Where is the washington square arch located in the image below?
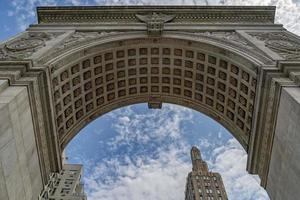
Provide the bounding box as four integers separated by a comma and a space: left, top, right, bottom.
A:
1, 5, 300, 200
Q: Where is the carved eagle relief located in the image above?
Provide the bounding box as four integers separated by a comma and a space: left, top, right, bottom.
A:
136, 13, 176, 36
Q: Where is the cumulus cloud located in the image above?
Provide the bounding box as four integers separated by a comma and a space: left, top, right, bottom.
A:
7, 0, 57, 30
212, 138, 269, 200
97, 0, 209, 5
81, 105, 193, 200
219, 0, 300, 35
68, 104, 269, 200
85, 146, 191, 200
106, 104, 193, 149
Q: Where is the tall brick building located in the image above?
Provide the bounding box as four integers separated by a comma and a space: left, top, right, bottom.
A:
185, 147, 228, 200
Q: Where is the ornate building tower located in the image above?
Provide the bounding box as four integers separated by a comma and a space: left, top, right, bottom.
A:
39, 164, 86, 200
185, 147, 228, 200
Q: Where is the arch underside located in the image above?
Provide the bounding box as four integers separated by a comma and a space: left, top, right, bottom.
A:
48, 37, 258, 152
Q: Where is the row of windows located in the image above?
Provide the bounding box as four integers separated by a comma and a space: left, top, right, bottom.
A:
195, 175, 218, 181
198, 188, 221, 194
199, 197, 223, 200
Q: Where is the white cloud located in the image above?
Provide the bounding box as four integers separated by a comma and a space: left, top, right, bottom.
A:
74, 104, 269, 200
85, 146, 190, 200
97, 0, 209, 5
107, 104, 193, 148
219, 0, 300, 35
7, 0, 58, 30
66, 0, 86, 5
211, 138, 269, 200
3, 25, 11, 32
82, 105, 193, 200
198, 138, 212, 148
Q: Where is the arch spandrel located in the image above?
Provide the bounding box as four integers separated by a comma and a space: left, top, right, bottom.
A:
37, 31, 274, 67
47, 37, 259, 152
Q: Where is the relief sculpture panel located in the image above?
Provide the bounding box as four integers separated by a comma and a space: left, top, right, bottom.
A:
195, 31, 253, 50
248, 32, 300, 60
0, 32, 63, 60
37, 31, 122, 65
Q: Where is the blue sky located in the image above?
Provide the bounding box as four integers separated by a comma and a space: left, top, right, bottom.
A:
66, 104, 269, 200
0, 0, 300, 199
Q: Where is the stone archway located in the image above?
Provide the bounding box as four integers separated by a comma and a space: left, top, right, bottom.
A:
51, 37, 258, 151
0, 6, 300, 200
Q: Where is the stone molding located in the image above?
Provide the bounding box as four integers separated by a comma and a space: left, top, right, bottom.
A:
0, 61, 61, 185
35, 31, 275, 67
37, 6, 275, 25
247, 60, 300, 187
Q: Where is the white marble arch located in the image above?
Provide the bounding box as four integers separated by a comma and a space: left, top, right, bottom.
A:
0, 6, 300, 200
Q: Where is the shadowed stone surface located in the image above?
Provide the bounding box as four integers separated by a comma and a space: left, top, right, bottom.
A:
268, 87, 300, 200
0, 80, 43, 200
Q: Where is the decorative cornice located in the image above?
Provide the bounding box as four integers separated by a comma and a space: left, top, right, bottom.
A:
37, 6, 276, 25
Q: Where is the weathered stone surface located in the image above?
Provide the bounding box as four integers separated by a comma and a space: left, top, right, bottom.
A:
0, 82, 42, 200
248, 32, 300, 60
36, 6, 276, 24
267, 87, 300, 200
0, 32, 63, 60
0, 160, 9, 200
136, 12, 175, 36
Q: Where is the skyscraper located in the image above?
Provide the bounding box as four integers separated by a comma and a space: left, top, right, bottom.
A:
185, 146, 228, 200
39, 164, 86, 200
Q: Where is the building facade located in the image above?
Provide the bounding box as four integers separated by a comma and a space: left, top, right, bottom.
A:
185, 147, 227, 200
39, 164, 86, 200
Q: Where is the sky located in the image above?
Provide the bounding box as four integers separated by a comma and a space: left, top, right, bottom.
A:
0, 0, 299, 200
66, 104, 269, 200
